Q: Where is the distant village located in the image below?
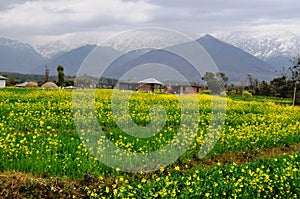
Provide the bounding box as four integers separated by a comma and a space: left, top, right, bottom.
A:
0, 72, 203, 94
2, 60, 298, 101
0, 64, 203, 95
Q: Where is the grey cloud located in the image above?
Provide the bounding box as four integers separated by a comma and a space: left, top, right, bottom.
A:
139, 0, 300, 35
1, 0, 300, 44
147, 0, 300, 22
0, 0, 36, 11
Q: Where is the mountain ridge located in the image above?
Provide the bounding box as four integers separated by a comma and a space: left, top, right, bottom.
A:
0, 34, 291, 83
214, 31, 300, 70
0, 38, 46, 73
196, 34, 276, 82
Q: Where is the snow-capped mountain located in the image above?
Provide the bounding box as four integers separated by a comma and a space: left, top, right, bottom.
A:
1, 31, 298, 82
0, 38, 46, 73
34, 39, 92, 59
103, 30, 189, 53
213, 31, 300, 58
35, 40, 72, 59
35, 31, 300, 68
213, 31, 300, 69
34, 33, 101, 58
0, 38, 31, 49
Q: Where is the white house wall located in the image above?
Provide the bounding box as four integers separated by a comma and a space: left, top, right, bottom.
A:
0, 80, 6, 88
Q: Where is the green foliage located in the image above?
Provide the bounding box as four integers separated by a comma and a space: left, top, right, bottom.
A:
259, 80, 271, 96
242, 90, 252, 100
57, 65, 65, 87
244, 56, 300, 104
1, 72, 48, 86
202, 90, 210, 94
0, 89, 299, 198
270, 76, 291, 98
229, 89, 237, 95
203, 72, 228, 94
57, 65, 64, 72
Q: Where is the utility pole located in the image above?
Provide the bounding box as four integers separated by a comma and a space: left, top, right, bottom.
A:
291, 57, 300, 112
292, 80, 298, 112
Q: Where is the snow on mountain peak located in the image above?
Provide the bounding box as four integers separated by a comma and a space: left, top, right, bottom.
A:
0, 38, 34, 51
24, 30, 300, 63
213, 31, 300, 59
34, 34, 99, 58
34, 40, 86, 59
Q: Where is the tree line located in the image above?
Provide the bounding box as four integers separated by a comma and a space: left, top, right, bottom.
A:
203, 57, 300, 104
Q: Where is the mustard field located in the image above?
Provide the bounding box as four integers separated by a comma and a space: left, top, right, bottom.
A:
0, 88, 299, 198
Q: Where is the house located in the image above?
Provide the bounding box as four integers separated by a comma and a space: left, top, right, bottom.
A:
138, 78, 164, 92
115, 78, 202, 94
166, 84, 202, 94
16, 82, 28, 87
0, 75, 7, 88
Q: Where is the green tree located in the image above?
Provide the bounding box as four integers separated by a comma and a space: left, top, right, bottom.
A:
57, 65, 65, 87
216, 72, 229, 88
245, 74, 261, 95
203, 72, 227, 94
270, 76, 290, 98
259, 80, 271, 96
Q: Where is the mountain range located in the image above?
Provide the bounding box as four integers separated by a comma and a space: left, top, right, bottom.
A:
214, 31, 300, 70
0, 38, 46, 74
1, 32, 297, 83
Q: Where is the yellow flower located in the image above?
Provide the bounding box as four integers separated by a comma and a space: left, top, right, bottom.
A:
141, 178, 147, 183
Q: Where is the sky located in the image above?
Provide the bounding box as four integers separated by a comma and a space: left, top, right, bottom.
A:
0, 0, 300, 45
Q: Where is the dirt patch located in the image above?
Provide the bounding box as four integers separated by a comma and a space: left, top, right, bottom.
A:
194, 143, 300, 168
0, 172, 87, 199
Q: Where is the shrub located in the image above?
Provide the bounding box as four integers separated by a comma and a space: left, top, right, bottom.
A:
242, 90, 252, 100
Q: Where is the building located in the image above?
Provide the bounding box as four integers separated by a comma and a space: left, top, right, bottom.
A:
16, 82, 28, 87
138, 78, 164, 92
0, 75, 7, 88
168, 84, 202, 94
115, 78, 202, 94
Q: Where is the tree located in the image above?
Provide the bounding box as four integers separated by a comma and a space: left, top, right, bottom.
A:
245, 74, 261, 95
259, 80, 271, 96
216, 72, 229, 88
247, 74, 255, 90
270, 76, 290, 98
203, 72, 228, 94
57, 65, 65, 87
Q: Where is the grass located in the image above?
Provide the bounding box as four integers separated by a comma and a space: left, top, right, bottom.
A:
228, 93, 293, 105
0, 88, 299, 198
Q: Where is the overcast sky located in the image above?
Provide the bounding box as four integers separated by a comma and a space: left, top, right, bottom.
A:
0, 0, 300, 45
